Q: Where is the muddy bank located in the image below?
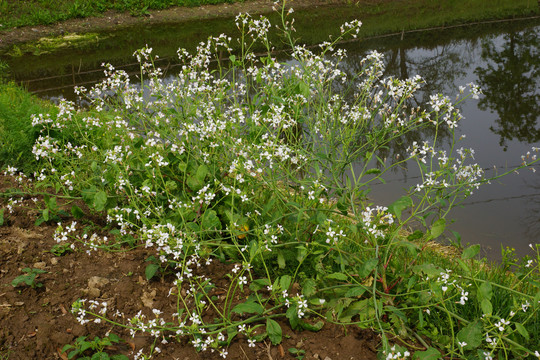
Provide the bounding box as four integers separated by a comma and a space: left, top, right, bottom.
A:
0, 0, 361, 50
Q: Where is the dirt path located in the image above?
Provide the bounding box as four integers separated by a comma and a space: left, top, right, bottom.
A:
0, 0, 372, 50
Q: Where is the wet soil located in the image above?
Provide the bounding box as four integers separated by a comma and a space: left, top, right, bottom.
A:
0, 0, 377, 50
0, 174, 380, 359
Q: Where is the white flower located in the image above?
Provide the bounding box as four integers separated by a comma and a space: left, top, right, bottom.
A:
458, 341, 467, 348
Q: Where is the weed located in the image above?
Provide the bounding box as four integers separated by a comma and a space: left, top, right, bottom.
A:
2, 2, 539, 359
11, 268, 47, 289
61, 333, 129, 360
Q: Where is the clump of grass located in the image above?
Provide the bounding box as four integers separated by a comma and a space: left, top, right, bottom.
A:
2, 2, 539, 359
0, 81, 56, 174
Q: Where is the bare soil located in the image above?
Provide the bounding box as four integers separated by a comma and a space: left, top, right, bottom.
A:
0, 174, 380, 359
0, 0, 375, 50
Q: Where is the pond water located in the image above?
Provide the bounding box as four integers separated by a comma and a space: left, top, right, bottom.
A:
3, 12, 539, 260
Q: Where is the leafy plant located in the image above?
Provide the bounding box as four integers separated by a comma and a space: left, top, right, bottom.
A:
11, 268, 47, 289
61, 334, 128, 360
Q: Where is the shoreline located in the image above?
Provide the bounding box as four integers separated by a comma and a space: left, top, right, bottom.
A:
0, 0, 351, 50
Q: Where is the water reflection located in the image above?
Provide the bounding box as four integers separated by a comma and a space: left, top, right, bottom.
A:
475, 26, 540, 150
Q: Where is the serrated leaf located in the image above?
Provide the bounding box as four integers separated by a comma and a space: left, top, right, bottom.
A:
413, 347, 440, 360
462, 244, 480, 259
266, 318, 282, 345
232, 302, 264, 315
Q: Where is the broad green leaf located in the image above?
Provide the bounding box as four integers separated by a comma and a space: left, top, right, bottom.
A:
93, 191, 108, 211
71, 205, 84, 219
360, 258, 379, 277
478, 281, 492, 301
344, 286, 366, 298
232, 302, 264, 315
407, 230, 424, 241
301, 279, 316, 297
515, 323, 529, 340
429, 218, 446, 239
481, 299, 493, 316
266, 318, 282, 345
195, 164, 209, 183
0, 209, 4, 226
413, 264, 443, 277
249, 278, 270, 292
42, 208, 50, 222
413, 347, 440, 360
280, 275, 292, 292
388, 196, 413, 221
145, 264, 160, 280
457, 321, 482, 349
462, 244, 481, 259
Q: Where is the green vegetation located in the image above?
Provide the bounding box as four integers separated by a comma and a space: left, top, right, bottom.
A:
0, 81, 56, 173
0, 0, 241, 29
1, 3, 539, 359
61, 333, 129, 360
11, 268, 48, 289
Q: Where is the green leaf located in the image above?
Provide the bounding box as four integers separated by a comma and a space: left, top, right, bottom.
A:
388, 196, 412, 220
279, 275, 292, 292
456, 321, 482, 349
108, 333, 120, 343
0, 209, 4, 226
91, 352, 109, 360
365, 168, 381, 175
429, 218, 446, 239
299, 320, 324, 332
266, 318, 282, 345
478, 281, 492, 301
413, 347, 441, 360
93, 191, 108, 211
462, 244, 480, 259
195, 164, 209, 183
145, 263, 160, 280
277, 251, 286, 269
42, 208, 50, 222
326, 272, 348, 281
232, 302, 264, 315
301, 279, 316, 297
407, 230, 424, 241
71, 205, 84, 219
360, 258, 379, 277
480, 299, 493, 316
515, 322, 530, 341
344, 286, 366, 298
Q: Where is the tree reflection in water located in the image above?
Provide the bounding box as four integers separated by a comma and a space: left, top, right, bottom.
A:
475, 26, 540, 150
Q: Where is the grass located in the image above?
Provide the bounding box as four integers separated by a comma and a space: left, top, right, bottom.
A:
0, 81, 56, 173
0, 0, 241, 29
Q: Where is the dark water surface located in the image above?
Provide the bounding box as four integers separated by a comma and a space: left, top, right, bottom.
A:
3, 14, 540, 260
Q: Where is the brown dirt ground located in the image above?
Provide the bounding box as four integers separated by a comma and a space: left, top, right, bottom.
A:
0, 0, 386, 50
0, 174, 380, 359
